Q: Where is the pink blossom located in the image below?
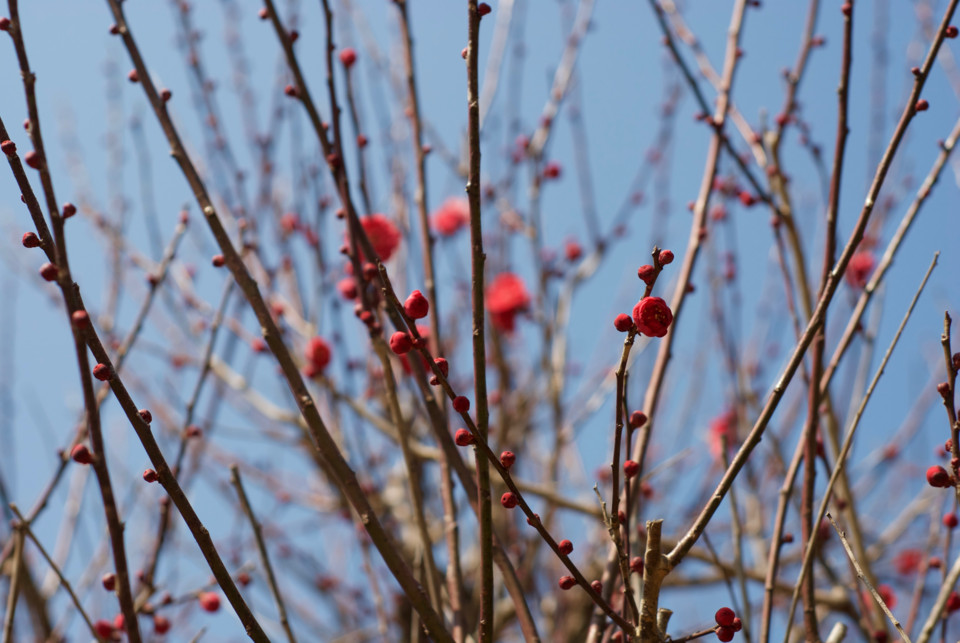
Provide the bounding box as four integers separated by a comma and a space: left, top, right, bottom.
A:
431, 197, 470, 237
351, 214, 401, 261
708, 409, 738, 460
486, 273, 531, 332
304, 337, 332, 377
845, 251, 875, 288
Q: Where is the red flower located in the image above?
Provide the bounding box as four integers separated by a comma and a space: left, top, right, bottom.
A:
893, 549, 923, 575
304, 337, 332, 376
199, 592, 221, 613
486, 272, 531, 332
337, 277, 358, 300
399, 325, 431, 374
947, 591, 960, 613
351, 214, 401, 261
845, 251, 875, 288
339, 47, 357, 68
708, 409, 738, 460
431, 197, 470, 237
927, 465, 951, 488
153, 615, 171, 635
632, 296, 673, 338
389, 332, 413, 355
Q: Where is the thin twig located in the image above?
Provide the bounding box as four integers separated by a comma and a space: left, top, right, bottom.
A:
667, 0, 960, 571
799, 2, 852, 637
8, 505, 103, 643
465, 2, 494, 640
105, 0, 451, 638
783, 253, 939, 638
1, 521, 24, 643
229, 466, 297, 643
4, 4, 141, 637
826, 513, 912, 642
821, 115, 960, 393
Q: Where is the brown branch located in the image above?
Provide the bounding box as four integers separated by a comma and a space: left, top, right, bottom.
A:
394, 0, 443, 360
759, 429, 805, 643
821, 114, 960, 394
104, 1, 451, 639
372, 338, 444, 615
941, 313, 958, 461
1, 522, 23, 643
8, 505, 104, 643
466, 3, 494, 640
229, 466, 297, 643
4, 4, 141, 638
800, 2, 852, 638
666, 0, 960, 571
377, 268, 628, 633
827, 513, 912, 643
783, 253, 938, 638
639, 520, 668, 641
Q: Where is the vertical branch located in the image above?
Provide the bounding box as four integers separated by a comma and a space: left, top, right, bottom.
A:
372, 339, 445, 616
759, 436, 805, 643
230, 467, 297, 643
100, 2, 452, 640
667, 0, 960, 571
1, 523, 24, 643
940, 314, 958, 460
638, 520, 668, 641
394, 0, 442, 359
466, 3, 493, 640
827, 514, 912, 642
800, 3, 853, 639
609, 333, 641, 628
783, 253, 938, 638
9, 505, 103, 642
391, 9, 466, 634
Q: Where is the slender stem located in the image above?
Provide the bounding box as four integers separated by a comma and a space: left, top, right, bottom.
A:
376, 270, 549, 639
821, 115, 960, 393
609, 333, 641, 627
584, 4, 750, 640
4, 4, 141, 638
800, 2, 852, 638
9, 505, 103, 642
667, 0, 960, 570
827, 513, 912, 643
1, 523, 23, 643
783, 253, 938, 639
395, 0, 442, 360
103, 1, 451, 639
941, 313, 958, 462
373, 340, 445, 615
229, 467, 297, 643
759, 435, 805, 643
466, 3, 493, 640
